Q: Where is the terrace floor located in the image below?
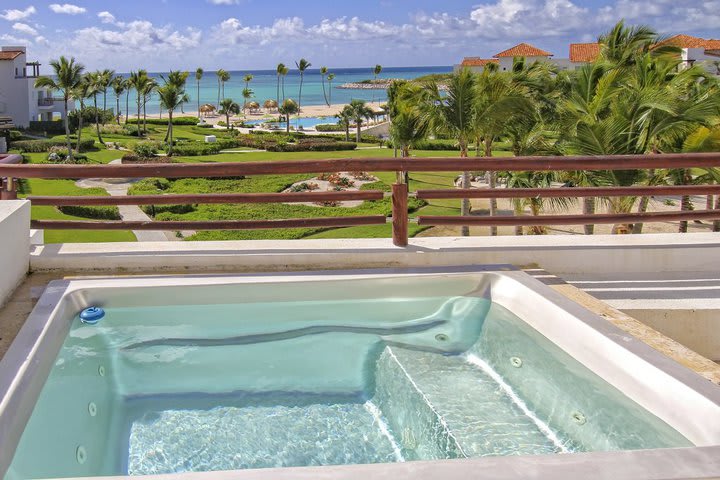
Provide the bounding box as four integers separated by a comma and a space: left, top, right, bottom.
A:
2, 267, 718, 384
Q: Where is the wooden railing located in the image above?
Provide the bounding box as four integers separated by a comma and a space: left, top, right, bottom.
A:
1, 153, 720, 246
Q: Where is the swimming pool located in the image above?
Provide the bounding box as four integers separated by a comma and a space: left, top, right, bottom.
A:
1, 267, 719, 479
245, 116, 334, 130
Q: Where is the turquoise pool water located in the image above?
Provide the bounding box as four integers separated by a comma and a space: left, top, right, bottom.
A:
6, 288, 691, 478
245, 116, 334, 129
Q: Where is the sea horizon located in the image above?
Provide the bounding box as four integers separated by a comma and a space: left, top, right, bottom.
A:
111, 66, 453, 115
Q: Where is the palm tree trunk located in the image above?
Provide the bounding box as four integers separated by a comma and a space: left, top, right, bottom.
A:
197, 81, 200, 118
102, 90, 107, 122
513, 200, 523, 236
460, 142, 470, 237
217, 78, 220, 106
276, 75, 280, 106
63, 96, 73, 161
125, 91, 129, 125
282, 76, 285, 102
142, 96, 147, 136
167, 111, 173, 156
321, 76, 328, 106
583, 197, 595, 235
328, 79, 331, 104
298, 74, 303, 111
286, 116, 290, 133
136, 94, 141, 135
484, 140, 497, 236
356, 121, 361, 143
632, 196, 650, 234
345, 124, 349, 141
93, 94, 104, 144
679, 169, 692, 233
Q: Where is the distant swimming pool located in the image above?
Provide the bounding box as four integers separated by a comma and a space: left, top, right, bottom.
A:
1, 268, 718, 479
245, 116, 334, 129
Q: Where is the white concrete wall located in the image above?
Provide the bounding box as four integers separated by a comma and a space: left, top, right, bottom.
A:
0, 201, 30, 307
0, 53, 30, 127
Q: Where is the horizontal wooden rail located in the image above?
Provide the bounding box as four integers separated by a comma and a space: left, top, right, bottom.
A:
31, 215, 387, 231
418, 210, 720, 227
2, 153, 720, 179
417, 185, 720, 200
28, 190, 385, 206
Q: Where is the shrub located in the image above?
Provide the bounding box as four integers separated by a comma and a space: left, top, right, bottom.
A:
99, 124, 126, 135
68, 107, 115, 130
290, 182, 319, 192
194, 123, 214, 129
132, 141, 160, 158
126, 116, 199, 125
171, 143, 222, 156
266, 141, 356, 152
58, 205, 120, 219
314, 124, 349, 132
13, 138, 95, 152
413, 139, 458, 151
28, 120, 68, 134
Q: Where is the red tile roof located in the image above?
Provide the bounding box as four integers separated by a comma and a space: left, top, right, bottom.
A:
569, 43, 600, 63
494, 43, 552, 58
460, 57, 499, 67
0, 50, 24, 61
657, 34, 720, 50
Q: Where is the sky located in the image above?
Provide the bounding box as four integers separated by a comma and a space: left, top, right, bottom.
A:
0, 0, 719, 72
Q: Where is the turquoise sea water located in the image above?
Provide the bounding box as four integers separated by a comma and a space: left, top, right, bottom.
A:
6, 280, 690, 478
113, 66, 452, 115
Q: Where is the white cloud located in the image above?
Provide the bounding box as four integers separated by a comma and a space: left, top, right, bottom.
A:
12, 22, 38, 36
0, 6, 37, 21
97, 11, 116, 24
49, 3, 86, 15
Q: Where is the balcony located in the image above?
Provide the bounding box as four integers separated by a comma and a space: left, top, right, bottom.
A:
37, 97, 55, 107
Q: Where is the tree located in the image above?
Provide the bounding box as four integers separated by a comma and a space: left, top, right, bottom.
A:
243, 74, 253, 111
128, 70, 149, 135
320, 66, 330, 106
327, 73, 335, 105
87, 71, 105, 144
280, 64, 289, 102
241, 88, 254, 116
195, 68, 203, 117
34, 56, 84, 161
99, 69, 114, 122
415, 68, 478, 236
141, 78, 156, 135
70, 77, 91, 154
387, 80, 427, 183
111, 76, 126, 125
156, 77, 189, 156
295, 58, 311, 111
216, 69, 226, 106
336, 106, 352, 141
372, 64, 382, 103
278, 99, 299, 133
347, 99, 374, 143
276, 63, 285, 105
218, 98, 240, 130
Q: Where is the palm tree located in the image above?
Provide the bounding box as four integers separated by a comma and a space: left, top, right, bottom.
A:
276, 63, 285, 105
87, 71, 105, 144
241, 88, 254, 116
70, 78, 92, 154
336, 106, 353, 141
124, 76, 131, 126
415, 68, 477, 236
34, 56, 84, 160
295, 58, 311, 111
387, 80, 427, 183
347, 99, 374, 143
128, 70, 148, 135
327, 73, 335, 105
320, 66, 330, 106
220, 70, 230, 100
141, 78, 157, 135
278, 99, 299, 133
195, 68, 203, 118
280, 64, 289, 102
156, 79, 189, 156
372, 64, 382, 103
111, 76, 126, 124
218, 98, 240, 130
243, 74, 253, 111
99, 69, 114, 122
215, 69, 225, 106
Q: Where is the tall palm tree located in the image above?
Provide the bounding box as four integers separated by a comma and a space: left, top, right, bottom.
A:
99, 69, 114, 122
320, 66, 330, 106
372, 64, 382, 103
387, 80, 427, 183
87, 71, 105, 144
276, 63, 285, 105
280, 64, 289, 102
348, 99, 374, 143
415, 68, 478, 236
70, 78, 91, 154
242, 88, 254, 116
195, 68, 203, 117
278, 99, 299, 133
218, 98, 240, 130
34, 56, 84, 160
336, 106, 353, 141
243, 74, 253, 111
295, 58, 311, 111
165, 70, 189, 113
141, 78, 157, 135
156, 78, 189, 156
128, 70, 148, 134
220, 70, 230, 100
124, 76, 132, 126
327, 73, 335, 105
111, 76, 126, 124
215, 69, 225, 105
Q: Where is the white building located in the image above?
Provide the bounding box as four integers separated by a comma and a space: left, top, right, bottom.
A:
454, 43, 555, 73
657, 35, 720, 73
0, 46, 71, 128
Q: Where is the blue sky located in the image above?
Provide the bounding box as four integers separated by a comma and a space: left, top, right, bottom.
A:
0, 0, 718, 71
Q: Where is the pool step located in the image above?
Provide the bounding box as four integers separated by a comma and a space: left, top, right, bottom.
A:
373, 346, 564, 459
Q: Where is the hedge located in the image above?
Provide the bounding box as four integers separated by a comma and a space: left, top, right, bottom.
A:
413, 139, 459, 151
58, 205, 121, 220
266, 141, 357, 152
13, 138, 96, 152
314, 124, 350, 132
28, 120, 68, 134
126, 116, 199, 126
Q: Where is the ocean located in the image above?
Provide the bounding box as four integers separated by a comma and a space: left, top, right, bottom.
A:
115, 66, 452, 115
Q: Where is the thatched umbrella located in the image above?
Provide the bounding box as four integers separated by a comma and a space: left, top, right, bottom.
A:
263, 99, 278, 112
199, 103, 216, 117
248, 101, 260, 113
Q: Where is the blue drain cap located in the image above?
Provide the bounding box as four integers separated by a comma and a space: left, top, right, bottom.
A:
80, 307, 105, 325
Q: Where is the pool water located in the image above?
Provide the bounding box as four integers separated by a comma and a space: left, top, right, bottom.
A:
245, 116, 334, 129
6, 285, 691, 479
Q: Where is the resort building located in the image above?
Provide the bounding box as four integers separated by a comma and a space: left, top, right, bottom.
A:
0, 46, 71, 128
493, 43, 553, 71
569, 42, 601, 68
656, 34, 720, 72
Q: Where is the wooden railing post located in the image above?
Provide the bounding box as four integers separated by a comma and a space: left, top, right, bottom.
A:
0, 177, 17, 200
392, 181, 408, 247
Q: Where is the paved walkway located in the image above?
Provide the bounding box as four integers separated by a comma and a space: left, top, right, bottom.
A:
76, 160, 188, 242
